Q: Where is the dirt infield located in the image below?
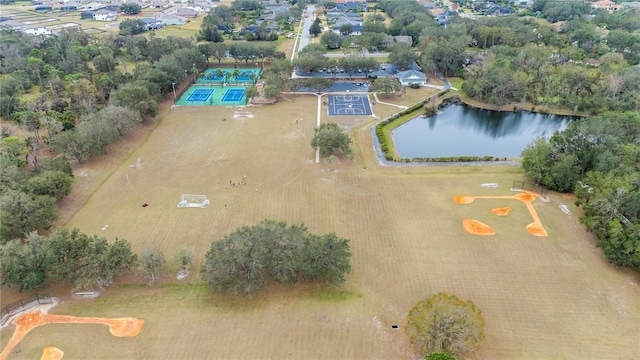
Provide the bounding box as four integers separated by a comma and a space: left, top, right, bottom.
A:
455, 192, 548, 237
0, 310, 143, 360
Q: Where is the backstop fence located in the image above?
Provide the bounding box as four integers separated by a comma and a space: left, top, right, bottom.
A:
512, 181, 548, 198
1, 293, 53, 327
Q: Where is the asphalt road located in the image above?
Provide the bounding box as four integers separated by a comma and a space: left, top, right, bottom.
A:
297, 4, 315, 53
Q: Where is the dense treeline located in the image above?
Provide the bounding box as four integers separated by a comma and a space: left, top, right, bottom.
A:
0, 229, 136, 292
201, 220, 352, 295
522, 112, 640, 271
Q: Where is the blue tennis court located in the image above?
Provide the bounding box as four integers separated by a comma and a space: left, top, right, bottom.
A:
187, 88, 214, 102
222, 89, 245, 102
327, 95, 372, 116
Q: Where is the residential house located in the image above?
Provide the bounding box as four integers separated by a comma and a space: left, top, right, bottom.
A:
591, 0, 624, 11
174, 7, 198, 17
60, 1, 81, 10
369, 62, 421, 78
80, 2, 105, 10
148, 0, 168, 8
333, 0, 366, 11
395, 70, 427, 86
486, 6, 515, 15
23, 24, 52, 35
158, 14, 188, 25
0, 19, 25, 30
141, 17, 164, 30
393, 35, 412, 46
332, 17, 362, 35
81, 11, 95, 19
93, 8, 118, 21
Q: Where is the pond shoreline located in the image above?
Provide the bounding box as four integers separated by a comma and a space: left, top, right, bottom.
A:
371, 92, 575, 166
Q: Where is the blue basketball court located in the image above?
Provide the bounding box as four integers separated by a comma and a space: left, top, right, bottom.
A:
222, 89, 245, 102
187, 88, 214, 102
327, 95, 372, 116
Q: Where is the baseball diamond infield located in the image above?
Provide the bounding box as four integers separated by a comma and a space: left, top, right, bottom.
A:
0, 309, 143, 360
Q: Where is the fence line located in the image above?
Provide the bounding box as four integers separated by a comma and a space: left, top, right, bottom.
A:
512, 181, 548, 198
1, 293, 53, 327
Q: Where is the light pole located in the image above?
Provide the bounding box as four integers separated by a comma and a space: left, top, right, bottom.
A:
184, 70, 188, 82
172, 82, 176, 101
260, 53, 264, 68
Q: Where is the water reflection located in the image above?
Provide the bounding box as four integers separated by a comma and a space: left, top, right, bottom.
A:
392, 105, 571, 158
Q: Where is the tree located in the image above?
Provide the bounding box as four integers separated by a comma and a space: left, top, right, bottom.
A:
0, 190, 58, 241
119, 19, 146, 36
340, 23, 353, 36
321, 31, 343, 49
406, 293, 485, 358
0, 232, 50, 292
141, 248, 166, 284
388, 43, 416, 70
25, 170, 73, 201
109, 82, 158, 118
300, 233, 351, 286
311, 122, 353, 157
369, 76, 402, 97
198, 11, 224, 42
49, 128, 91, 163
305, 76, 332, 92
1, 136, 28, 166
48, 228, 137, 290
95, 104, 143, 136
309, 19, 322, 37
174, 246, 193, 272
245, 86, 259, 104
201, 220, 352, 295
120, 3, 141, 15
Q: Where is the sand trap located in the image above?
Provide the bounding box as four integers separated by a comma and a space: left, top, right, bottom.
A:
463, 218, 496, 235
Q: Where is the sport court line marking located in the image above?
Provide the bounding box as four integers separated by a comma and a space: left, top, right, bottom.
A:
316, 94, 321, 163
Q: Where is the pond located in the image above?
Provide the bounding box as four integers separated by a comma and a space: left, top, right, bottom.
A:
391, 105, 572, 159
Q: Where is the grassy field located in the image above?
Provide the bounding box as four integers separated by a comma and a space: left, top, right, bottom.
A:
1, 90, 639, 359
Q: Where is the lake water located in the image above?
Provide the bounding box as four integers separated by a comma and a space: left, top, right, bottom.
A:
391, 105, 572, 159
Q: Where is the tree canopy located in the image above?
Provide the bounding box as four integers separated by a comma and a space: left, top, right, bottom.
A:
406, 293, 485, 359
311, 122, 353, 158
522, 111, 640, 272
201, 220, 352, 296
0, 229, 136, 291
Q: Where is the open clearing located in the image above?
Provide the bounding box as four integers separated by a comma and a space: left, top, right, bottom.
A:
1, 91, 639, 359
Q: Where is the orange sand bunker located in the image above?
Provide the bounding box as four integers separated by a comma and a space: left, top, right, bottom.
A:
462, 218, 496, 235
491, 207, 511, 216
41, 347, 63, 360
455, 191, 548, 237
1, 311, 144, 360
